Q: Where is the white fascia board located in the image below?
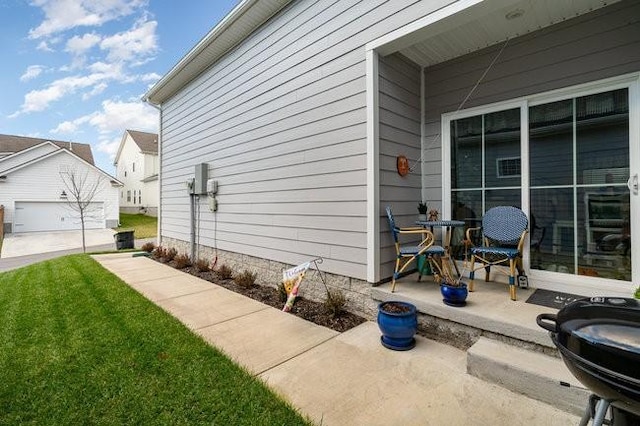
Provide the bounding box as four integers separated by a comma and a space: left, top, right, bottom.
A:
113, 131, 130, 166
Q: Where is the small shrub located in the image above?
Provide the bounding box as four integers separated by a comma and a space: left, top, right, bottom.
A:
152, 246, 166, 259
277, 282, 288, 303
234, 270, 257, 288
174, 254, 191, 269
165, 247, 178, 262
324, 289, 347, 318
141, 242, 156, 253
195, 258, 210, 272
217, 264, 233, 280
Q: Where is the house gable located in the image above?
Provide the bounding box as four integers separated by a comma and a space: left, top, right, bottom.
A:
0, 141, 60, 173
0, 134, 94, 164
0, 147, 121, 185
0, 148, 121, 233
114, 130, 159, 210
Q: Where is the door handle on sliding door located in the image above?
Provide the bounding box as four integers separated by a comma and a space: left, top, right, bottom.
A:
627, 174, 638, 194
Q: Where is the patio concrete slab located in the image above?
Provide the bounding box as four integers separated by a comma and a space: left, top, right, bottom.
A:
260, 321, 580, 426
2, 229, 116, 258
155, 287, 269, 330
372, 279, 555, 348
196, 307, 338, 375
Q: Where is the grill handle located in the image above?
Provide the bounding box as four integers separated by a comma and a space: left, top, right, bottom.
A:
536, 313, 558, 332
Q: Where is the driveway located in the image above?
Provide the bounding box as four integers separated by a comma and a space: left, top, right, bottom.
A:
1, 229, 117, 259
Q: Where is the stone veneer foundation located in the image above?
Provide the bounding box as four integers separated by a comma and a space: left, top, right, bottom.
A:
161, 237, 379, 320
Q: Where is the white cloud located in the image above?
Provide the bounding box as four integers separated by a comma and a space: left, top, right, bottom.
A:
89, 98, 157, 134
36, 40, 54, 52
16, 72, 111, 114
20, 65, 46, 82
97, 135, 122, 158
28, 0, 146, 39
65, 32, 101, 55
100, 19, 157, 63
49, 98, 157, 159
51, 120, 81, 134
82, 82, 108, 100
140, 72, 161, 82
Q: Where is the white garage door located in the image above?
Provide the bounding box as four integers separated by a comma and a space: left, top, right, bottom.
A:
14, 201, 105, 232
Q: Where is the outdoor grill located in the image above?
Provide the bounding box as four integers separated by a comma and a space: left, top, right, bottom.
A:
536, 297, 640, 426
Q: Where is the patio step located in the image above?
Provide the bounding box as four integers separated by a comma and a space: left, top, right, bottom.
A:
467, 337, 590, 416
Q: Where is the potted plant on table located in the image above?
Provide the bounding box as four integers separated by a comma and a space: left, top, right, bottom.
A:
417, 202, 428, 222
377, 301, 418, 351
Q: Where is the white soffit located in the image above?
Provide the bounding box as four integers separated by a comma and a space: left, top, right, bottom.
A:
383, 0, 622, 67
144, 0, 292, 105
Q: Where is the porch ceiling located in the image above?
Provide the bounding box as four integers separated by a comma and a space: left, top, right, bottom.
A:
380, 0, 621, 67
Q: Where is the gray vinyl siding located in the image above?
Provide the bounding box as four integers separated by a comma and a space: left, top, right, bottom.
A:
159, 0, 457, 280
378, 53, 422, 280
423, 0, 640, 205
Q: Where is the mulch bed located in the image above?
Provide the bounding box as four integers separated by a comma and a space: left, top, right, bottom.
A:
151, 255, 367, 333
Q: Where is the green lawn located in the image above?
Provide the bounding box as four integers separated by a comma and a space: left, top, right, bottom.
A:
0, 255, 309, 425
116, 213, 158, 239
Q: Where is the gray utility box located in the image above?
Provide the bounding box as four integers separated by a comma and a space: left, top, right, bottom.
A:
194, 163, 208, 195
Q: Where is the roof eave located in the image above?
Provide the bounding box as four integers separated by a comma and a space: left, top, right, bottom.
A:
143, 0, 292, 105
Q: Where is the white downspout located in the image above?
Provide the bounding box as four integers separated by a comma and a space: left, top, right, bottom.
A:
366, 48, 380, 284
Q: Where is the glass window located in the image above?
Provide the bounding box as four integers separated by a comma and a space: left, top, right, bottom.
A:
450, 108, 521, 216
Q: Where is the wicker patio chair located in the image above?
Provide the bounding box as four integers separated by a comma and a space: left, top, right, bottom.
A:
385, 206, 445, 293
465, 206, 528, 301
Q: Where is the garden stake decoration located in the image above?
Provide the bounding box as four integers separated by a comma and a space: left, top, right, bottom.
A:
282, 257, 324, 312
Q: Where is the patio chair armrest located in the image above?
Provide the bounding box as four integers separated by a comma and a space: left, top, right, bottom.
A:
397, 228, 430, 235
465, 226, 481, 242
417, 230, 436, 250
398, 226, 427, 231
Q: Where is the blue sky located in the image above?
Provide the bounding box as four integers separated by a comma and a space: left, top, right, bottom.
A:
0, 0, 239, 174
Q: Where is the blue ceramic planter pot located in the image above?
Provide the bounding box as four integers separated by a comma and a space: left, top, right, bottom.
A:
377, 301, 417, 351
440, 282, 468, 307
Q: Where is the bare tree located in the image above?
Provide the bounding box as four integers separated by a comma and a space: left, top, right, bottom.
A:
60, 167, 104, 253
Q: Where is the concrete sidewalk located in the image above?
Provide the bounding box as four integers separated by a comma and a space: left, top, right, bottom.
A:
92, 253, 580, 426
1, 229, 116, 258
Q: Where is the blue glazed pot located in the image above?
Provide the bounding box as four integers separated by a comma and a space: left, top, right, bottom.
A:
377, 301, 417, 350
440, 282, 468, 307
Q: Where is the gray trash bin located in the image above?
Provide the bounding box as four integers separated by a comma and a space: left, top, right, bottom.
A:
114, 230, 135, 250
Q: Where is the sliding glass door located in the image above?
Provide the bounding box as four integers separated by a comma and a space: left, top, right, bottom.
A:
447, 85, 633, 287
529, 88, 630, 281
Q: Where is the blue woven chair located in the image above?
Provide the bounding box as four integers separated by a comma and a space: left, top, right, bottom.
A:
386, 206, 445, 293
465, 206, 528, 301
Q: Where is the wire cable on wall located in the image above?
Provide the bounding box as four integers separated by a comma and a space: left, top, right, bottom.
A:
407, 37, 511, 173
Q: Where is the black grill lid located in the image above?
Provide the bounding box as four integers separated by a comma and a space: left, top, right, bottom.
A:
554, 298, 640, 381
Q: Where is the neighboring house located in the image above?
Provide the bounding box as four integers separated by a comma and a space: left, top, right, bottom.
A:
143, 0, 640, 316
114, 130, 159, 216
0, 134, 121, 234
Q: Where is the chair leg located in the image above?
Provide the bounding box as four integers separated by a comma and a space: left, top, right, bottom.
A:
391, 257, 401, 293
484, 266, 491, 282
509, 259, 517, 301
468, 255, 476, 292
